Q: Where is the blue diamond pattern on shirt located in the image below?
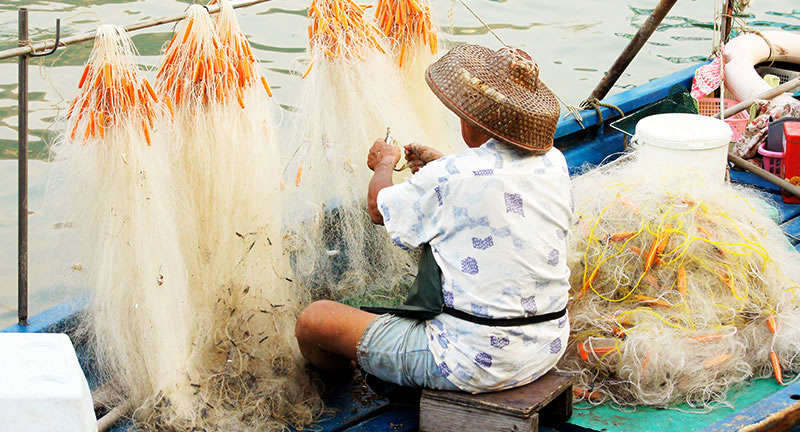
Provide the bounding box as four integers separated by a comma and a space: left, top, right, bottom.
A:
472, 236, 494, 250
534, 168, 545, 175
438, 362, 452, 377
437, 333, 449, 349
493, 152, 504, 169
391, 237, 409, 250
431, 318, 444, 331
542, 154, 553, 168
410, 221, 424, 239
453, 207, 490, 230
434, 186, 443, 206
471, 303, 489, 317
461, 257, 479, 275
490, 336, 510, 349
474, 352, 493, 367
557, 228, 568, 240
445, 158, 460, 175
558, 316, 568, 328
455, 365, 474, 381
379, 203, 390, 222
473, 169, 494, 176
451, 280, 466, 294
547, 249, 559, 266
504, 193, 524, 217
443, 290, 454, 308
502, 286, 521, 296
550, 338, 562, 354
521, 296, 537, 314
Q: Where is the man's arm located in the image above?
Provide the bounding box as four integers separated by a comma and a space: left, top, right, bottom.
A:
366, 139, 401, 225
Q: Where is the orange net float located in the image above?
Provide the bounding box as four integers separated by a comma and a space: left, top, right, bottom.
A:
155, 5, 231, 108
67, 30, 158, 145
373, 0, 437, 67
213, 0, 273, 99
305, 0, 387, 77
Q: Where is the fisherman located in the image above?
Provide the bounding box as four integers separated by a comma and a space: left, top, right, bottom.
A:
295, 44, 573, 394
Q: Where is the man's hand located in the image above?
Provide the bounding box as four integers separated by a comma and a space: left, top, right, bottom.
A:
404, 143, 444, 174
367, 139, 402, 171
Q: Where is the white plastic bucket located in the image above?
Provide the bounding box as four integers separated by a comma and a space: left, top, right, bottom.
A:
634, 113, 733, 183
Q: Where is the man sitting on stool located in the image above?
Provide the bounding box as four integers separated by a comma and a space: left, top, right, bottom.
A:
295, 44, 573, 394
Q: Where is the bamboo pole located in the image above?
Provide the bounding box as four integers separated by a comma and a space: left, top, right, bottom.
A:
96, 400, 133, 432
0, 0, 272, 61
713, 77, 800, 199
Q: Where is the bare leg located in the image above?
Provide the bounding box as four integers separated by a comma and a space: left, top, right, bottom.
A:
295, 300, 378, 370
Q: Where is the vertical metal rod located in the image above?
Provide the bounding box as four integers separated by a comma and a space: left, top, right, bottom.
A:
18, 8, 29, 326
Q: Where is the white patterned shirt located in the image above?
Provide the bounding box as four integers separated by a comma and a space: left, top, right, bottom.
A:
376, 139, 573, 393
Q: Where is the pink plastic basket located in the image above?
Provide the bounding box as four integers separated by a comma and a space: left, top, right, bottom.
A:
698, 97, 749, 141
758, 142, 784, 177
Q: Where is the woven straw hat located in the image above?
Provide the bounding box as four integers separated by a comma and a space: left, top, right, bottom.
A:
426, 44, 560, 153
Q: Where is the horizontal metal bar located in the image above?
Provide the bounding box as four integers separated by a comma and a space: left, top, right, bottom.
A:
0, 0, 273, 61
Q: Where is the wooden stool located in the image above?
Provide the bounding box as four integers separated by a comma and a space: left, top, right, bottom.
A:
419, 371, 574, 432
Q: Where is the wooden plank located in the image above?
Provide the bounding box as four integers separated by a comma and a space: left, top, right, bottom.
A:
701, 380, 800, 432
781, 216, 800, 245
420, 397, 537, 432
421, 371, 574, 417
343, 407, 418, 432
296, 377, 390, 432
567, 378, 785, 432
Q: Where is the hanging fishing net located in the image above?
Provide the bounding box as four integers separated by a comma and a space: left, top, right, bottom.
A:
283, 0, 452, 300
138, 3, 324, 430
374, 0, 462, 153
49, 24, 197, 419
561, 150, 800, 409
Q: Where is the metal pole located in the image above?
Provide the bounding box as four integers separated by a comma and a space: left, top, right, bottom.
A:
18, 8, 29, 326
712, 76, 800, 200
0, 0, 272, 61
585, 0, 679, 103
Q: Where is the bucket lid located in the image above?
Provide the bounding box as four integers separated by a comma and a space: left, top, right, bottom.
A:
635, 113, 733, 150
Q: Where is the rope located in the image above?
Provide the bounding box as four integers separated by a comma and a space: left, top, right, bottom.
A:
455, 0, 585, 128
456, 0, 506, 47
580, 97, 625, 126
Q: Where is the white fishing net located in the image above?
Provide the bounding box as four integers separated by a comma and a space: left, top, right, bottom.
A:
282, 0, 457, 300
561, 151, 800, 409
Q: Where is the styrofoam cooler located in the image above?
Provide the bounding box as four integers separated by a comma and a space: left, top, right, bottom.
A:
0, 333, 95, 431
634, 113, 733, 183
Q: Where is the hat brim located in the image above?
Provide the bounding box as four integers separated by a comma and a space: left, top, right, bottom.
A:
424, 46, 558, 155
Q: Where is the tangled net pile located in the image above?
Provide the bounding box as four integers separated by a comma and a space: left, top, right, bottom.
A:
562, 153, 800, 408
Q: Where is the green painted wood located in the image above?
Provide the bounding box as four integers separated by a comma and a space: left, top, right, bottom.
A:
567, 378, 783, 431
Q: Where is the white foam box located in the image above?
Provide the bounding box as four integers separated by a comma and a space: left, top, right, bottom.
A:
0, 333, 96, 431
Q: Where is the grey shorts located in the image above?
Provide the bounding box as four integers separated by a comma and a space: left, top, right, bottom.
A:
356, 314, 461, 391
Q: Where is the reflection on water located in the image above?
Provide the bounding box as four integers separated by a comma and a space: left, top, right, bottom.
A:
0, 0, 796, 326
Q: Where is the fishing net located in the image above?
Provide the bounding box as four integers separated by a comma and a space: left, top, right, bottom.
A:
283, 0, 455, 299
561, 151, 800, 409
140, 3, 323, 430
49, 24, 196, 417
375, 0, 462, 152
